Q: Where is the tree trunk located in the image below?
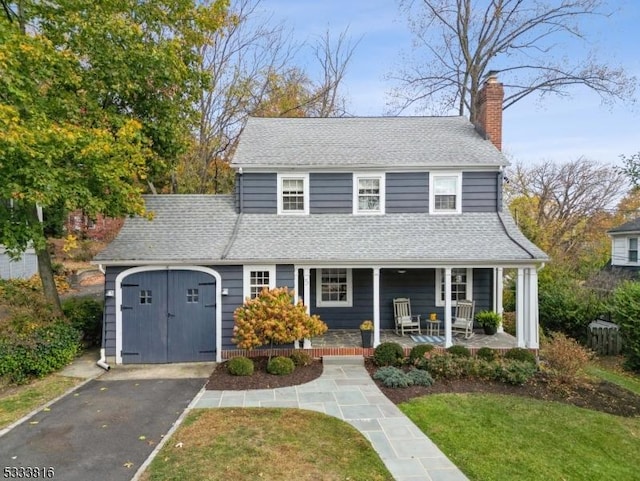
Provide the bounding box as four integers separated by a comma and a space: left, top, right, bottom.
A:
28, 205, 63, 317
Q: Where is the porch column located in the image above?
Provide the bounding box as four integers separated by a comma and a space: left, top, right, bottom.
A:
516, 267, 525, 348
302, 268, 312, 349
373, 267, 381, 347
294, 266, 300, 302
494, 267, 504, 333
444, 267, 452, 348
526, 268, 539, 349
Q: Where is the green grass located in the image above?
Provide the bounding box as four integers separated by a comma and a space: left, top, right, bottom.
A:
586, 358, 640, 396
142, 408, 393, 481
401, 394, 640, 481
0, 375, 82, 428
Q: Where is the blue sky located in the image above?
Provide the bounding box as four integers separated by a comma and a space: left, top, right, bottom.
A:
256, 0, 639, 166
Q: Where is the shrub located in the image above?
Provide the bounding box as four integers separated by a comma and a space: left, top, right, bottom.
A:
290, 350, 313, 367
540, 332, 594, 384
409, 344, 435, 364
0, 321, 81, 385
493, 359, 537, 385
476, 347, 496, 362
232, 287, 327, 359
407, 368, 434, 387
62, 297, 103, 346
373, 366, 413, 388
267, 356, 295, 375
501, 311, 516, 336
611, 280, 640, 372
446, 345, 471, 358
419, 352, 474, 380
504, 347, 537, 365
373, 342, 405, 366
227, 356, 254, 376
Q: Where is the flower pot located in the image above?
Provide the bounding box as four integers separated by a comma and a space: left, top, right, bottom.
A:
360, 329, 373, 348
483, 325, 497, 335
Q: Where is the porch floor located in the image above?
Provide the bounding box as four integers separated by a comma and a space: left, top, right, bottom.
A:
311, 329, 518, 349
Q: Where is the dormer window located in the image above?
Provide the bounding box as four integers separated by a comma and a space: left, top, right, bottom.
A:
354, 173, 385, 214
430, 172, 462, 214
278, 173, 309, 215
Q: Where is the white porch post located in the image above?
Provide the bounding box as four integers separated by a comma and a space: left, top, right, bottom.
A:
302, 268, 312, 349
294, 266, 299, 302
444, 267, 452, 347
527, 268, 539, 349
373, 267, 381, 347
494, 267, 504, 333
516, 267, 525, 348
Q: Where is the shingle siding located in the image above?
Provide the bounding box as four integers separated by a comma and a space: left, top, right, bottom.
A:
386, 172, 429, 213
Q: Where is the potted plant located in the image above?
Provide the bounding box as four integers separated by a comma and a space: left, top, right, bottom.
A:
360, 320, 374, 348
475, 310, 501, 335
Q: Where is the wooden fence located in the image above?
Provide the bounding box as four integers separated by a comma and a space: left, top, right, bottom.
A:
587, 320, 622, 355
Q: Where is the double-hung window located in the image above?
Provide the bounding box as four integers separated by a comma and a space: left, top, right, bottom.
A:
316, 268, 352, 307
354, 173, 385, 214
629, 238, 638, 263
243, 266, 276, 299
430, 173, 462, 214
278, 173, 309, 214
435, 268, 472, 306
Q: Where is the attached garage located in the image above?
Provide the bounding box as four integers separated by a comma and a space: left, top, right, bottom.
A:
120, 269, 217, 363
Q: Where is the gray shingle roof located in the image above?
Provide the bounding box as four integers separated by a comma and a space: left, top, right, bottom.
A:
608, 217, 640, 234
94, 195, 237, 263
95, 195, 547, 264
231, 117, 507, 169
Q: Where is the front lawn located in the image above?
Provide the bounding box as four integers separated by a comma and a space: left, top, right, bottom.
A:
0, 375, 82, 429
141, 408, 392, 481
401, 393, 640, 481
587, 357, 640, 396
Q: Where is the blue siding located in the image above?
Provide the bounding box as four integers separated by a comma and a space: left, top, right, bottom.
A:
241, 173, 277, 213
215, 265, 243, 350
310, 173, 352, 213
386, 172, 429, 213
104, 266, 128, 357
472, 268, 493, 313
462, 172, 499, 213
276, 264, 295, 289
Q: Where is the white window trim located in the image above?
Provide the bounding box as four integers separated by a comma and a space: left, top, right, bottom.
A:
316, 268, 353, 307
353, 172, 385, 215
429, 172, 462, 214
628, 237, 638, 263
277, 173, 309, 215
435, 268, 473, 307
243, 265, 276, 300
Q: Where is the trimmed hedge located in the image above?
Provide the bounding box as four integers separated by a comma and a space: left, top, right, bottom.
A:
0, 321, 81, 385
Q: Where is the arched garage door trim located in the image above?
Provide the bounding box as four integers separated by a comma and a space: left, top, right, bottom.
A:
115, 266, 222, 364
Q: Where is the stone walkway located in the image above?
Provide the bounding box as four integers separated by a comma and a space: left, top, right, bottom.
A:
194, 356, 469, 481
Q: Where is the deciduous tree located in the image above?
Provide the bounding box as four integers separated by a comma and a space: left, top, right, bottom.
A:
391, 0, 636, 121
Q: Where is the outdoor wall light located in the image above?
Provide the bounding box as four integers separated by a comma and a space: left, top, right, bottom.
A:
105, 289, 115, 298
221, 288, 229, 296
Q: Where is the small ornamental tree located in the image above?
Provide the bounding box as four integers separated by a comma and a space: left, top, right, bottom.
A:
232, 287, 327, 360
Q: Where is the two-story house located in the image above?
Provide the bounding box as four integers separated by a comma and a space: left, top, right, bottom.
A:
607, 217, 640, 277
94, 76, 547, 365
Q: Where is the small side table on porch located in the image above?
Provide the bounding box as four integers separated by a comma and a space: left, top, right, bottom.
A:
426, 318, 441, 336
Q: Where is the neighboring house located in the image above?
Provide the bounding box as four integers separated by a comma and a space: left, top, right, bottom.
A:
607, 217, 640, 277
0, 247, 38, 280
94, 76, 547, 364
66, 210, 123, 242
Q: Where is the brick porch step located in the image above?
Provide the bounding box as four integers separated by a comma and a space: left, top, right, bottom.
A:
322, 355, 364, 366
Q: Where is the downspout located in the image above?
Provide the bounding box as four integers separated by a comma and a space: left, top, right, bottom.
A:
96, 263, 111, 371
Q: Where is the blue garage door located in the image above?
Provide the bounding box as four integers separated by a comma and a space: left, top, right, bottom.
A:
121, 270, 216, 363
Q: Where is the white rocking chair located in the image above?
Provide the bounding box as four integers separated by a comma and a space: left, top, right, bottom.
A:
451, 299, 475, 339
393, 298, 422, 336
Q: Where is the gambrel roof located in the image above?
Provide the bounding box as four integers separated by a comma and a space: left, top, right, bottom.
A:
231, 116, 507, 169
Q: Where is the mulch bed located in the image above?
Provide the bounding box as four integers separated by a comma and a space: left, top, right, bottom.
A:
205, 356, 640, 418
206, 356, 323, 391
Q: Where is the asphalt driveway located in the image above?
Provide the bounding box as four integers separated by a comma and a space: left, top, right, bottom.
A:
0, 376, 206, 481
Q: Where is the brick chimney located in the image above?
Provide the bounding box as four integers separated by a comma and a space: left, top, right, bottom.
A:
475, 73, 504, 151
